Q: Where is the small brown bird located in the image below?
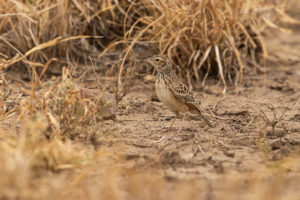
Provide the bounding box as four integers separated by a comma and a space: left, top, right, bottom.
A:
145, 55, 213, 131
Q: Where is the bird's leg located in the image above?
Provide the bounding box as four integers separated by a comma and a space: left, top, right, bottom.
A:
157, 114, 178, 134
156, 114, 182, 143
155, 114, 178, 142
168, 113, 178, 131
155, 114, 179, 143
166, 115, 184, 141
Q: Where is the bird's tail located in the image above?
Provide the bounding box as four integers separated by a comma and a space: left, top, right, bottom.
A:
194, 104, 213, 128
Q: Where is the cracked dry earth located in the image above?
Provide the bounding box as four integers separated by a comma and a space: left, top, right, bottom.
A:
95, 30, 300, 193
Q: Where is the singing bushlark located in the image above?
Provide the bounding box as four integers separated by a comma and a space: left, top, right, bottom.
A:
145, 55, 213, 131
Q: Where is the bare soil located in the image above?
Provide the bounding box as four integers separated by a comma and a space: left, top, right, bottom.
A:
90, 29, 300, 195
1, 19, 300, 200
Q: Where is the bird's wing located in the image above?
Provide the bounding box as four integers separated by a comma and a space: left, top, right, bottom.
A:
169, 80, 201, 110
169, 80, 213, 127
169, 80, 196, 104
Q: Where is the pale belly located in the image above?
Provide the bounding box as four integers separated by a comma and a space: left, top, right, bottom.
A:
155, 81, 189, 113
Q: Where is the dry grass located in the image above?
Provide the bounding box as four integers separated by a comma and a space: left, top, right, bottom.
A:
1, 71, 300, 199
0, 0, 297, 87
1, 116, 300, 200
1, 0, 300, 199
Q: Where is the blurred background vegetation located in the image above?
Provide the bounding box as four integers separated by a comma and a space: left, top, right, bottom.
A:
1, 0, 297, 86
0, 1, 299, 200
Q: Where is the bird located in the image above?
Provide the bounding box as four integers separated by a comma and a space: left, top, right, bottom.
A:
145, 55, 213, 132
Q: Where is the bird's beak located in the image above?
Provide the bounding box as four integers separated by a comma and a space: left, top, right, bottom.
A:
144, 58, 154, 65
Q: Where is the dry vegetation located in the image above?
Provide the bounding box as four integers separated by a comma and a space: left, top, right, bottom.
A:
1, 0, 296, 86
0, 0, 300, 200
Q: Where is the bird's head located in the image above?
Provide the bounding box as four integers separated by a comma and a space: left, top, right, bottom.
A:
144, 55, 171, 73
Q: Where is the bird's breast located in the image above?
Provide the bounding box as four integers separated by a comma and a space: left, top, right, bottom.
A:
155, 79, 189, 113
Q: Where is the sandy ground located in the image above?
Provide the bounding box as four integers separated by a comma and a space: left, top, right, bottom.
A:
1, 11, 300, 200
90, 29, 300, 191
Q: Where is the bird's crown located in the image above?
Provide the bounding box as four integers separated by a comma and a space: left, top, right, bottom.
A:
145, 55, 172, 73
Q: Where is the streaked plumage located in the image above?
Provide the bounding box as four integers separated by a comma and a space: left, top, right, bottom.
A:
145, 55, 213, 130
